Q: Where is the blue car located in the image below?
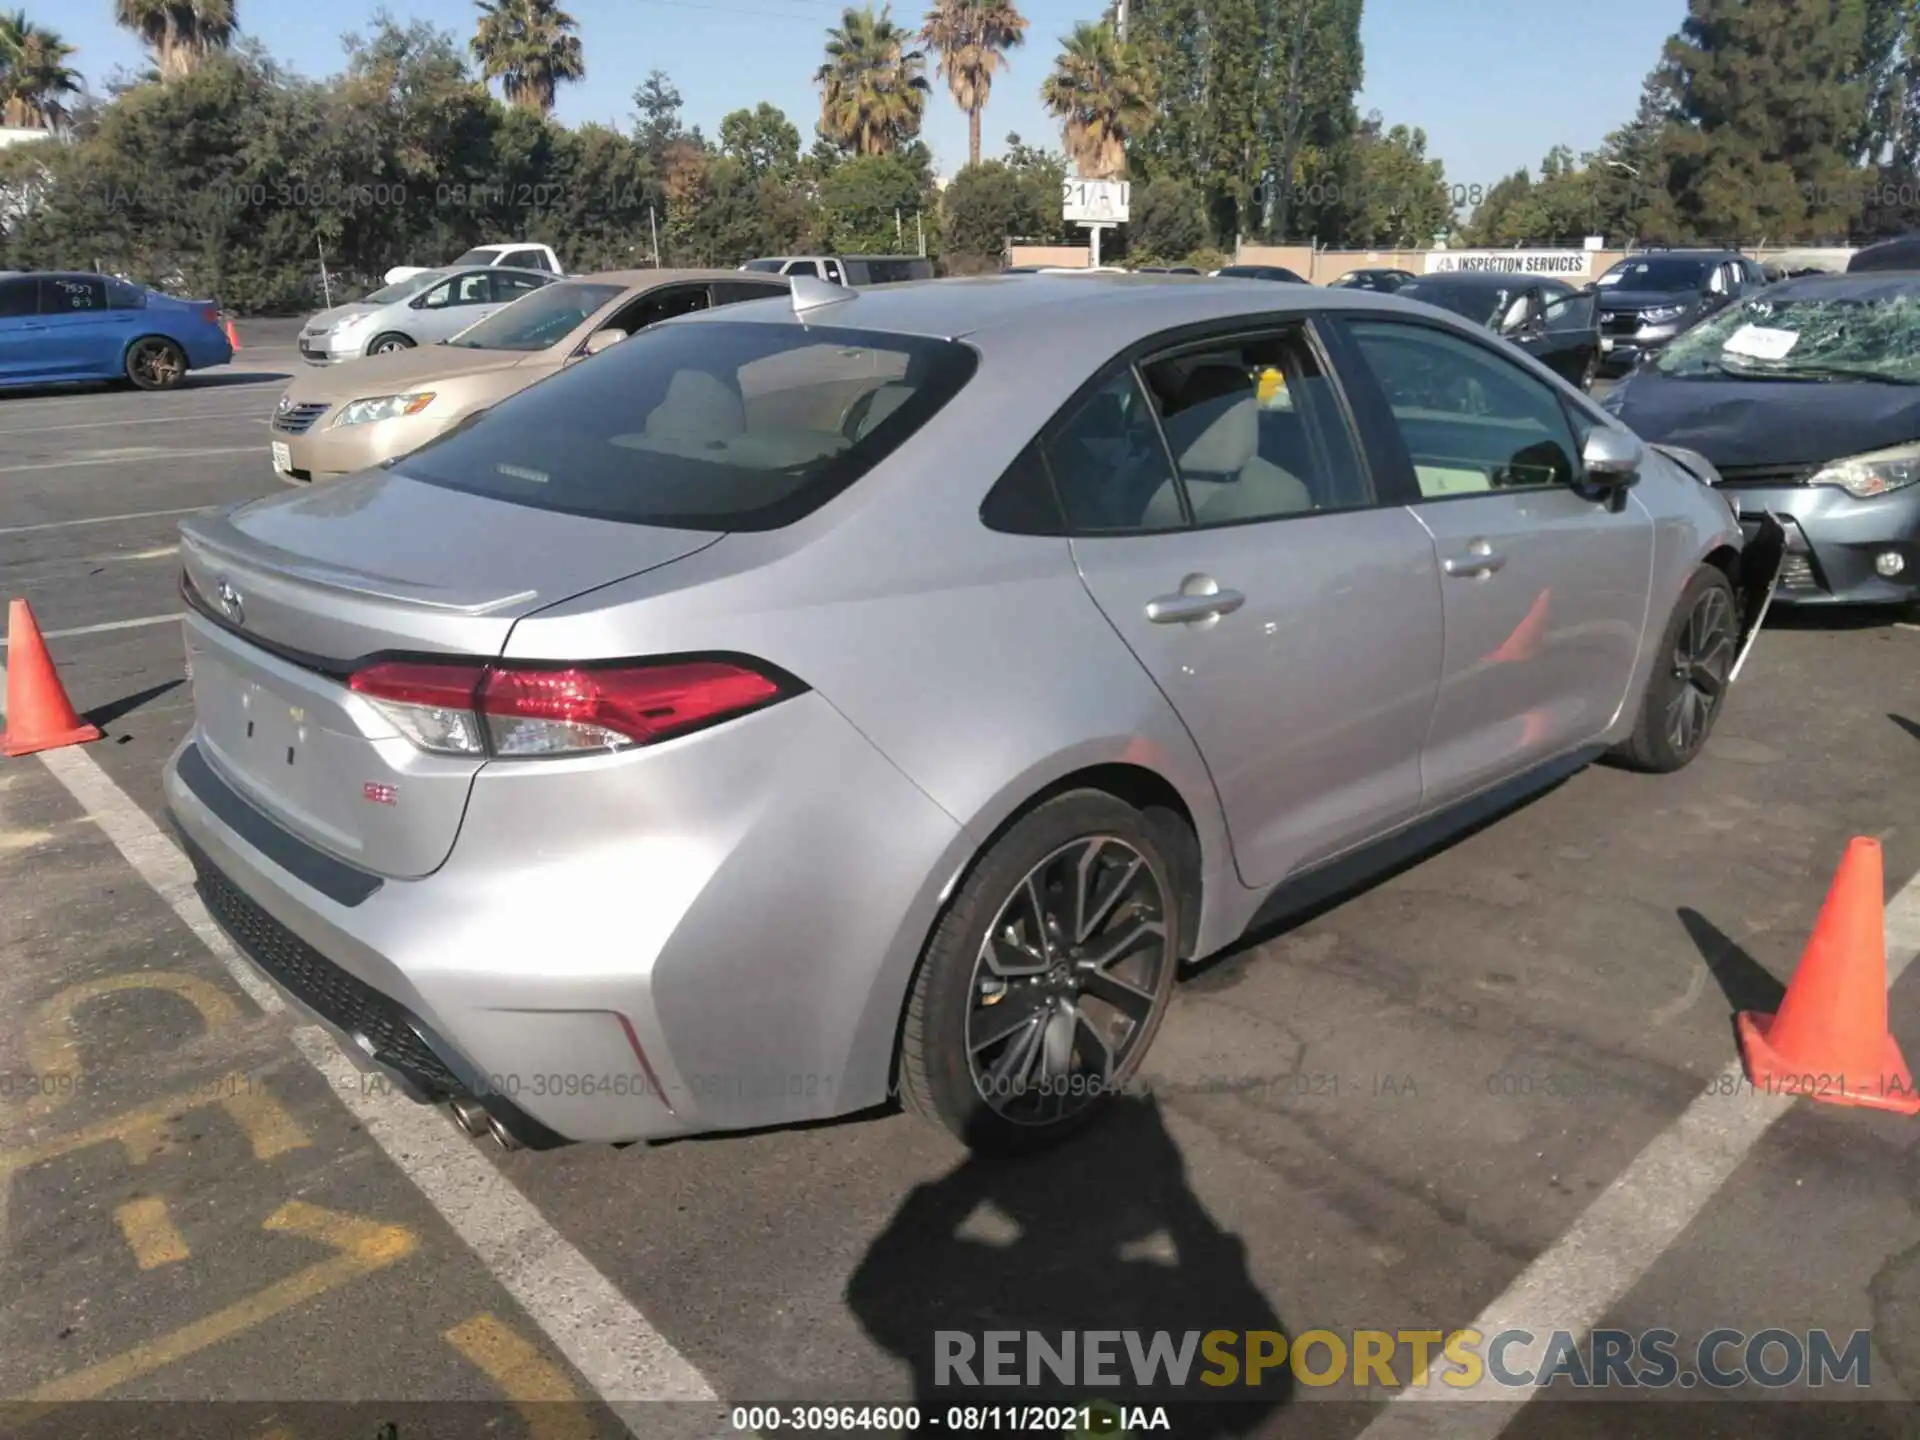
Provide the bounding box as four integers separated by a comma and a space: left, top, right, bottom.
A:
0, 270, 234, 392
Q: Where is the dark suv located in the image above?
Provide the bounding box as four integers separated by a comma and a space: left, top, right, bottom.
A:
1595, 249, 1766, 375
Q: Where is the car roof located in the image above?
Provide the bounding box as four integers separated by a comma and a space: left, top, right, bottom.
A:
690, 272, 1466, 352
1402, 271, 1531, 287
1750, 271, 1920, 301
574, 267, 782, 288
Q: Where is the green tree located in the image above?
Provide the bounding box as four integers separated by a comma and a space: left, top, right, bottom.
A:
0, 12, 81, 128
817, 5, 930, 157
113, 0, 237, 82
631, 69, 684, 162
1340, 111, 1450, 248
919, 0, 1027, 169
1128, 175, 1203, 259
720, 101, 801, 177
470, 0, 583, 114
1039, 19, 1152, 181
1655, 0, 1878, 241
818, 150, 924, 248
1463, 146, 1604, 245
1586, 69, 1683, 244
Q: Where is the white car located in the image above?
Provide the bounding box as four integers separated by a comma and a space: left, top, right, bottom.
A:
384, 243, 564, 287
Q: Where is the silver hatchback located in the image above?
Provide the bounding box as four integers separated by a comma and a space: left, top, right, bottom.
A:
297, 266, 556, 364
166, 276, 1767, 1156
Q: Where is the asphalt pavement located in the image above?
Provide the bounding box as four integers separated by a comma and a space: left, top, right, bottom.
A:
0, 321, 1918, 1440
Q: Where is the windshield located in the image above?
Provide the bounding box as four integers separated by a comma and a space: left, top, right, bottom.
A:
396, 320, 980, 530
1653, 289, 1920, 382
1597, 258, 1712, 291
363, 269, 448, 305
444, 280, 626, 351
453, 248, 504, 266
741, 259, 787, 273
1399, 281, 1506, 326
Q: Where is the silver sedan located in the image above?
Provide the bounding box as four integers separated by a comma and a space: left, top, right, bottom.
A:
165, 275, 1768, 1156
296, 265, 556, 364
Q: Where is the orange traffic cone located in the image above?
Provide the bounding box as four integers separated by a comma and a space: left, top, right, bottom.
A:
223, 318, 241, 350
1734, 837, 1920, 1114
2, 600, 102, 757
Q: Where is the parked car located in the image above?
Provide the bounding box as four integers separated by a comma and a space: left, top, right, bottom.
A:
271, 268, 790, 483
171, 273, 1767, 1160
1845, 233, 1920, 273
1213, 264, 1308, 283
1328, 268, 1416, 293
740, 254, 934, 285
1593, 249, 1765, 376
0, 270, 232, 391
1601, 271, 1920, 608
1395, 270, 1603, 388
384, 242, 566, 287
297, 266, 556, 365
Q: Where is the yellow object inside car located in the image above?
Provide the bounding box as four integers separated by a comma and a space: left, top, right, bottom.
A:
1256, 367, 1290, 408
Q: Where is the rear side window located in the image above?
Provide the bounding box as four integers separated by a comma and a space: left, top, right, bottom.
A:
785, 261, 821, 279
0, 277, 36, 317
395, 320, 979, 531
503, 249, 548, 270
41, 276, 106, 312
713, 281, 789, 305
106, 277, 148, 310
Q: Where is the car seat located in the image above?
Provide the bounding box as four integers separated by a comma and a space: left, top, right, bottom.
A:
1143, 364, 1314, 526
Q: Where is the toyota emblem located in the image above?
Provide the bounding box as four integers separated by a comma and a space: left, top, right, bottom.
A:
276, 393, 293, 414
214, 577, 244, 626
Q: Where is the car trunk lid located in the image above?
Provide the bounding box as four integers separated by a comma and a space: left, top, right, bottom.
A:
178, 472, 722, 878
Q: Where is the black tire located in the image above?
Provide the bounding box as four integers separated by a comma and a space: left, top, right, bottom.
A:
897, 790, 1184, 1154
366, 332, 415, 356
124, 336, 186, 391
1613, 566, 1739, 773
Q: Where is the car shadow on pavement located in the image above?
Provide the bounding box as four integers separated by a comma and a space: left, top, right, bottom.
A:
1890, 713, 1920, 744
85, 677, 184, 731
1676, 907, 1787, 1018
845, 1094, 1292, 1437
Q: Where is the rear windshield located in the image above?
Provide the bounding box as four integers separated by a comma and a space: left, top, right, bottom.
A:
445, 280, 626, 351
395, 320, 980, 530
453, 248, 505, 266
1399, 281, 1506, 326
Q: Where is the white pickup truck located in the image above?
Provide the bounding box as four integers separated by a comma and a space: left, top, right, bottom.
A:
383, 242, 565, 287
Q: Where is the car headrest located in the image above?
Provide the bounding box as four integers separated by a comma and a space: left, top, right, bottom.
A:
1166, 391, 1258, 474
647, 370, 744, 440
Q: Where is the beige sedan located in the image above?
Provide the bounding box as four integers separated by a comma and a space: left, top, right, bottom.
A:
267, 268, 791, 483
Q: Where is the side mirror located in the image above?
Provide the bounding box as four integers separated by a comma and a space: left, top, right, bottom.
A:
583, 328, 626, 356
409, 295, 428, 310
1582, 426, 1643, 487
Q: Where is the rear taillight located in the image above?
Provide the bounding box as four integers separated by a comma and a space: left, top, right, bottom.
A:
348, 658, 790, 758
201, 306, 220, 325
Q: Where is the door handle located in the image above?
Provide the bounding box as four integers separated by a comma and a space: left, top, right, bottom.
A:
1442, 540, 1506, 578
1146, 588, 1245, 624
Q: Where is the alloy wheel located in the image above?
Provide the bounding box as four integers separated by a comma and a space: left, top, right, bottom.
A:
964, 836, 1173, 1126
373, 337, 407, 354
1665, 585, 1735, 755
130, 338, 182, 388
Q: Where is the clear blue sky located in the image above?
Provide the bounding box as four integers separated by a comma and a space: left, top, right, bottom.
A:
49, 0, 1685, 192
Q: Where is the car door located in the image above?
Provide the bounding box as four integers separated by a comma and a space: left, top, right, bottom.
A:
1058, 320, 1445, 889
1334, 316, 1654, 813
35, 275, 123, 379
1522, 285, 1600, 384
412, 270, 497, 343
0, 275, 42, 381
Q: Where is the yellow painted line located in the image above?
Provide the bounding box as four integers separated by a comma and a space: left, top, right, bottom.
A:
7, 1201, 416, 1408
0, 1073, 309, 1242
446, 1313, 592, 1440
114, 1195, 189, 1270
23, 971, 241, 1118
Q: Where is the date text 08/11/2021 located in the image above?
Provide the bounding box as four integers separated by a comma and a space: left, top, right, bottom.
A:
729, 1404, 1168, 1433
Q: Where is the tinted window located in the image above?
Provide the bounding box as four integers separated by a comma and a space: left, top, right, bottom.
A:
396, 321, 978, 531
980, 442, 1066, 534
609, 285, 711, 333
452, 249, 500, 266
0, 276, 33, 318
106, 277, 148, 310
785, 261, 821, 279
502, 249, 548, 270
41, 276, 107, 312
490, 271, 548, 303
1043, 369, 1183, 533
1137, 328, 1369, 524
444, 280, 625, 351
1347, 321, 1581, 496
712, 281, 789, 305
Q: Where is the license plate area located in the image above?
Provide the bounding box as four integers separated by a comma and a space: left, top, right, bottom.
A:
272, 441, 292, 472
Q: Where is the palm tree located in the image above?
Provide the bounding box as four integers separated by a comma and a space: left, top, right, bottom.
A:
470, 0, 585, 114
0, 12, 80, 127
816, 5, 930, 157
919, 0, 1026, 169
111, 0, 236, 82
1039, 19, 1152, 180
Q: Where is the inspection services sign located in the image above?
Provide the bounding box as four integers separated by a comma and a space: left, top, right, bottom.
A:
1424, 249, 1593, 278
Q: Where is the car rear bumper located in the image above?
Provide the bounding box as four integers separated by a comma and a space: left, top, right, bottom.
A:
162, 689, 967, 1145
298, 333, 358, 365
1720, 483, 1920, 605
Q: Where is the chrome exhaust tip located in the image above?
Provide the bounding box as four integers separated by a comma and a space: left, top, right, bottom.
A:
486, 1114, 523, 1151
447, 1096, 491, 1138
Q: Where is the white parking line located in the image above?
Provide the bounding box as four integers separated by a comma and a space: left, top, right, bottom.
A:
1356, 871, 1920, 1437
0, 408, 268, 438
0, 659, 722, 1421
0, 505, 212, 537
0, 446, 259, 476
0, 613, 182, 644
